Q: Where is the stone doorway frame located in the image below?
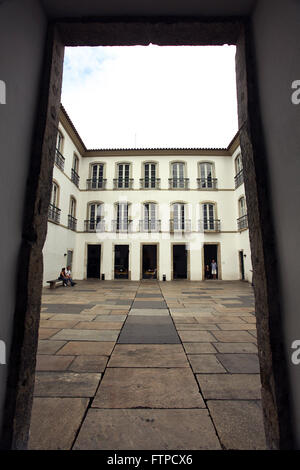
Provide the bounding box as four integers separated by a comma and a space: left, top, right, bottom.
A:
1, 18, 293, 450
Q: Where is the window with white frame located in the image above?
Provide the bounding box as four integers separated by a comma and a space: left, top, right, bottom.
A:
172, 203, 188, 230
144, 163, 157, 189
87, 202, 103, 231
201, 202, 217, 231
115, 202, 129, 231
171, 162, 186, 188
91, 163, 105, 189
117, 163, 131, 188
199, 162, 215, 188
142, 202, 158, 231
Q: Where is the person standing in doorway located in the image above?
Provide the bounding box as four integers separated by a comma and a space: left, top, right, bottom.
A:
211, 259, 217, 280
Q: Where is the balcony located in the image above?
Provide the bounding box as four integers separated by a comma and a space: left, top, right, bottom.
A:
169, 178, 189, 189
235, 170, 244, 188
48, 204, 61, 224
170, 219, 191, 233
113, 178, 134, 189
84, 219, 105, 232
112, 219, 133, 232
237, 214, 248, 231
198, 219, 221, 232
139, 220, 161, 232
140, 178, 161, 189
197, 177, 218, 190
55, 149, 65, 171
68, 214, 77, 231
86, 178, 107, 190
71, 168, 80, 187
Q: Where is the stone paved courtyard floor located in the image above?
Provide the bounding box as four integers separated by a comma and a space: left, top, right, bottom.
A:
28, 280, 266, 450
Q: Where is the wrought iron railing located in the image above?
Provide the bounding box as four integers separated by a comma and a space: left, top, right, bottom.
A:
86, 178, 107, 190
55, 149, 65, 171
235, 170, 244, 188
84, 219, 105, 232
168, 178, 189, 189
170, 219, 191, 232
139, 220, 161, 232
68, 215, 77, 231
197, 177, 218, 189
140, 178, 161, 189
237, 214, 248, 230
113, 178, 134, 189
112, 219, 133, 232
48, 204, 61, 224
198, 219, 221, 232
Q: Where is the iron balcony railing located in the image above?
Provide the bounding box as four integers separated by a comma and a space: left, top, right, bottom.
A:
71, 168, 80, 187
139, 220, 161, 232
170, 219, 191, 232
48, 204, 61, 224
68, 214, 77, 231
140, 178, 161, 189
113, 178, 134, 189
235, 169, 244, 188
84, 219, 105, 232
86, 178, 107, 190
198, 219, 221, 232
197, 177, 218, 189
112, 219, 133, 232
55, 148, 65, 171
169, 178, 189, 189
237, 214, 248, 230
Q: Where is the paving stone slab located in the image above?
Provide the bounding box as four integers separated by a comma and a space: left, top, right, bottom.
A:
28, 397, 89, 450
69, 355, 108, 373
132, 301, 167, 309
183, 343, 217, 354
34, 372, 101, 397
118, 315, 180, 344
42, 304, 95, 313
37, 340, 67, 355
178, 330, 216, 342
217, 323, 257, 331
74, 321, 124, 330
36, 355, 74, 371
213, 342, 258, 354
58, 341, 115, 356
51, 329, 119, 342
94, 315, 127, 321
73, 409, 221, 450
38, 328, 60, 340
188, 355, 226, 373
39, 320, 80, 329
175, 323, 219, 331
128, 309, 169, 316
207, 400, 266, 449
108, 344, 189, 368
212, 331, 256, 343
216, 354, 260, 373
50, 314, 96, 322
196, 374, 262, 399
93, 368, 205, 408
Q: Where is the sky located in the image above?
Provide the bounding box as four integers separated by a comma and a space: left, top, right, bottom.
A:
61, 45, 238, 149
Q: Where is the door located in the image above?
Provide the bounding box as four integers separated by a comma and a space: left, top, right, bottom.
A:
204, 244, 218, 279
239, 250, 245, 280
142, 245, 157, 279
173, 245, 187, 279
66, 250, 73, 269
114, 245, 129, 279
87, 244, 101, 278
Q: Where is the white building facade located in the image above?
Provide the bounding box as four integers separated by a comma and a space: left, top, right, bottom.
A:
43, 106, 253, 284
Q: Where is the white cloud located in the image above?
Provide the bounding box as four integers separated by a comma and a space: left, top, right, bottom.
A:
61, 45, 238, 149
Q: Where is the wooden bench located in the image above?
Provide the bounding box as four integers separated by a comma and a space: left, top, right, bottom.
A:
47, 279, 64, 289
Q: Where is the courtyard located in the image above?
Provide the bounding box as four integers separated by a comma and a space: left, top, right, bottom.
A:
29, 280, 266, 450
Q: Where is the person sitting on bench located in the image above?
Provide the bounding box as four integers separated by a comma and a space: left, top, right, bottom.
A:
58, 267, 70, 287
65, 265, 76, 286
